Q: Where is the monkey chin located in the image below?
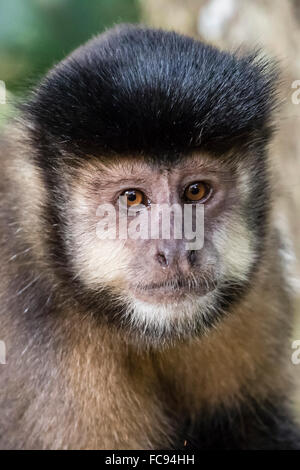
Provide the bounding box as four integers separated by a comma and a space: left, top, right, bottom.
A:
123, 284, 217, 348
129, 283, 213, 305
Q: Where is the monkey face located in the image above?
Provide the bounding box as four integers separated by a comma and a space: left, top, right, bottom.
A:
58, 151, 264, 345
25, 25, 276, 345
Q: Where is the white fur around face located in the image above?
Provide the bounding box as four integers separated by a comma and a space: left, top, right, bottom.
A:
212, 215, 255, 282
125, 291, 216, 340
68, 188, 132, 290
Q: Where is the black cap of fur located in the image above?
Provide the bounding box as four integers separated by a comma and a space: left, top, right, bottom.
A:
25, 24, 278, 160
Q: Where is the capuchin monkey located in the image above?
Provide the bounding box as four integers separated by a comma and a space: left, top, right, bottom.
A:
0, 24, 300, 450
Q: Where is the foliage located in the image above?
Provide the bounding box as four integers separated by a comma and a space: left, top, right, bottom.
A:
0, 0, 140, 94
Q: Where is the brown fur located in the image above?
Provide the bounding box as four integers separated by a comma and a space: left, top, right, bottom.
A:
0, 125, 296, 449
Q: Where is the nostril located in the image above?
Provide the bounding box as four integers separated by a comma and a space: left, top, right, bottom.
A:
156, 252, 168, 267
188, 250, 197, 266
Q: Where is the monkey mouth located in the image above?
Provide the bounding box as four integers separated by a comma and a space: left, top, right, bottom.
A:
129, 277, 216, 303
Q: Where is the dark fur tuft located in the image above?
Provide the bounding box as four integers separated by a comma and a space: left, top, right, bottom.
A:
181, 398, 300, 450
24, 24, 278, 161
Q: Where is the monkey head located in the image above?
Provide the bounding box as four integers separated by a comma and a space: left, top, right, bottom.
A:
24, 25, 278, 346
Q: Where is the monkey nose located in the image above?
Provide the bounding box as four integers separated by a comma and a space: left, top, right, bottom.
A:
156, 251, 169, 267
155, 243, 194, 270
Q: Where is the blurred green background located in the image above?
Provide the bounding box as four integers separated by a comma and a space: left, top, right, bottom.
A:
0, 0, 140, 95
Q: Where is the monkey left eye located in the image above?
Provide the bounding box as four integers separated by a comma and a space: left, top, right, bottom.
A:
184, 182, 211, 202
122, 189, 145, 207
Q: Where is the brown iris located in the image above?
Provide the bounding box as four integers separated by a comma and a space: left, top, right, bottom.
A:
184, 182, 209, 202
123, 189, 144, 207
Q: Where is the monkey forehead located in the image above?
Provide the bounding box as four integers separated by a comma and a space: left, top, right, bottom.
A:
74, 153, 232, 185
25, 24, 278, 160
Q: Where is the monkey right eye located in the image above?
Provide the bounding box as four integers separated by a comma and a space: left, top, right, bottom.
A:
121, 189, 146, 207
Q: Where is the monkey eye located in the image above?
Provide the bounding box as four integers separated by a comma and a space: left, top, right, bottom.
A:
122, 189, 145, 207
184, 182, 211, 202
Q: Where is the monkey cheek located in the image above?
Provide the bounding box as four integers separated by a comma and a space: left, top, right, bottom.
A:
212, 217, 255, 283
